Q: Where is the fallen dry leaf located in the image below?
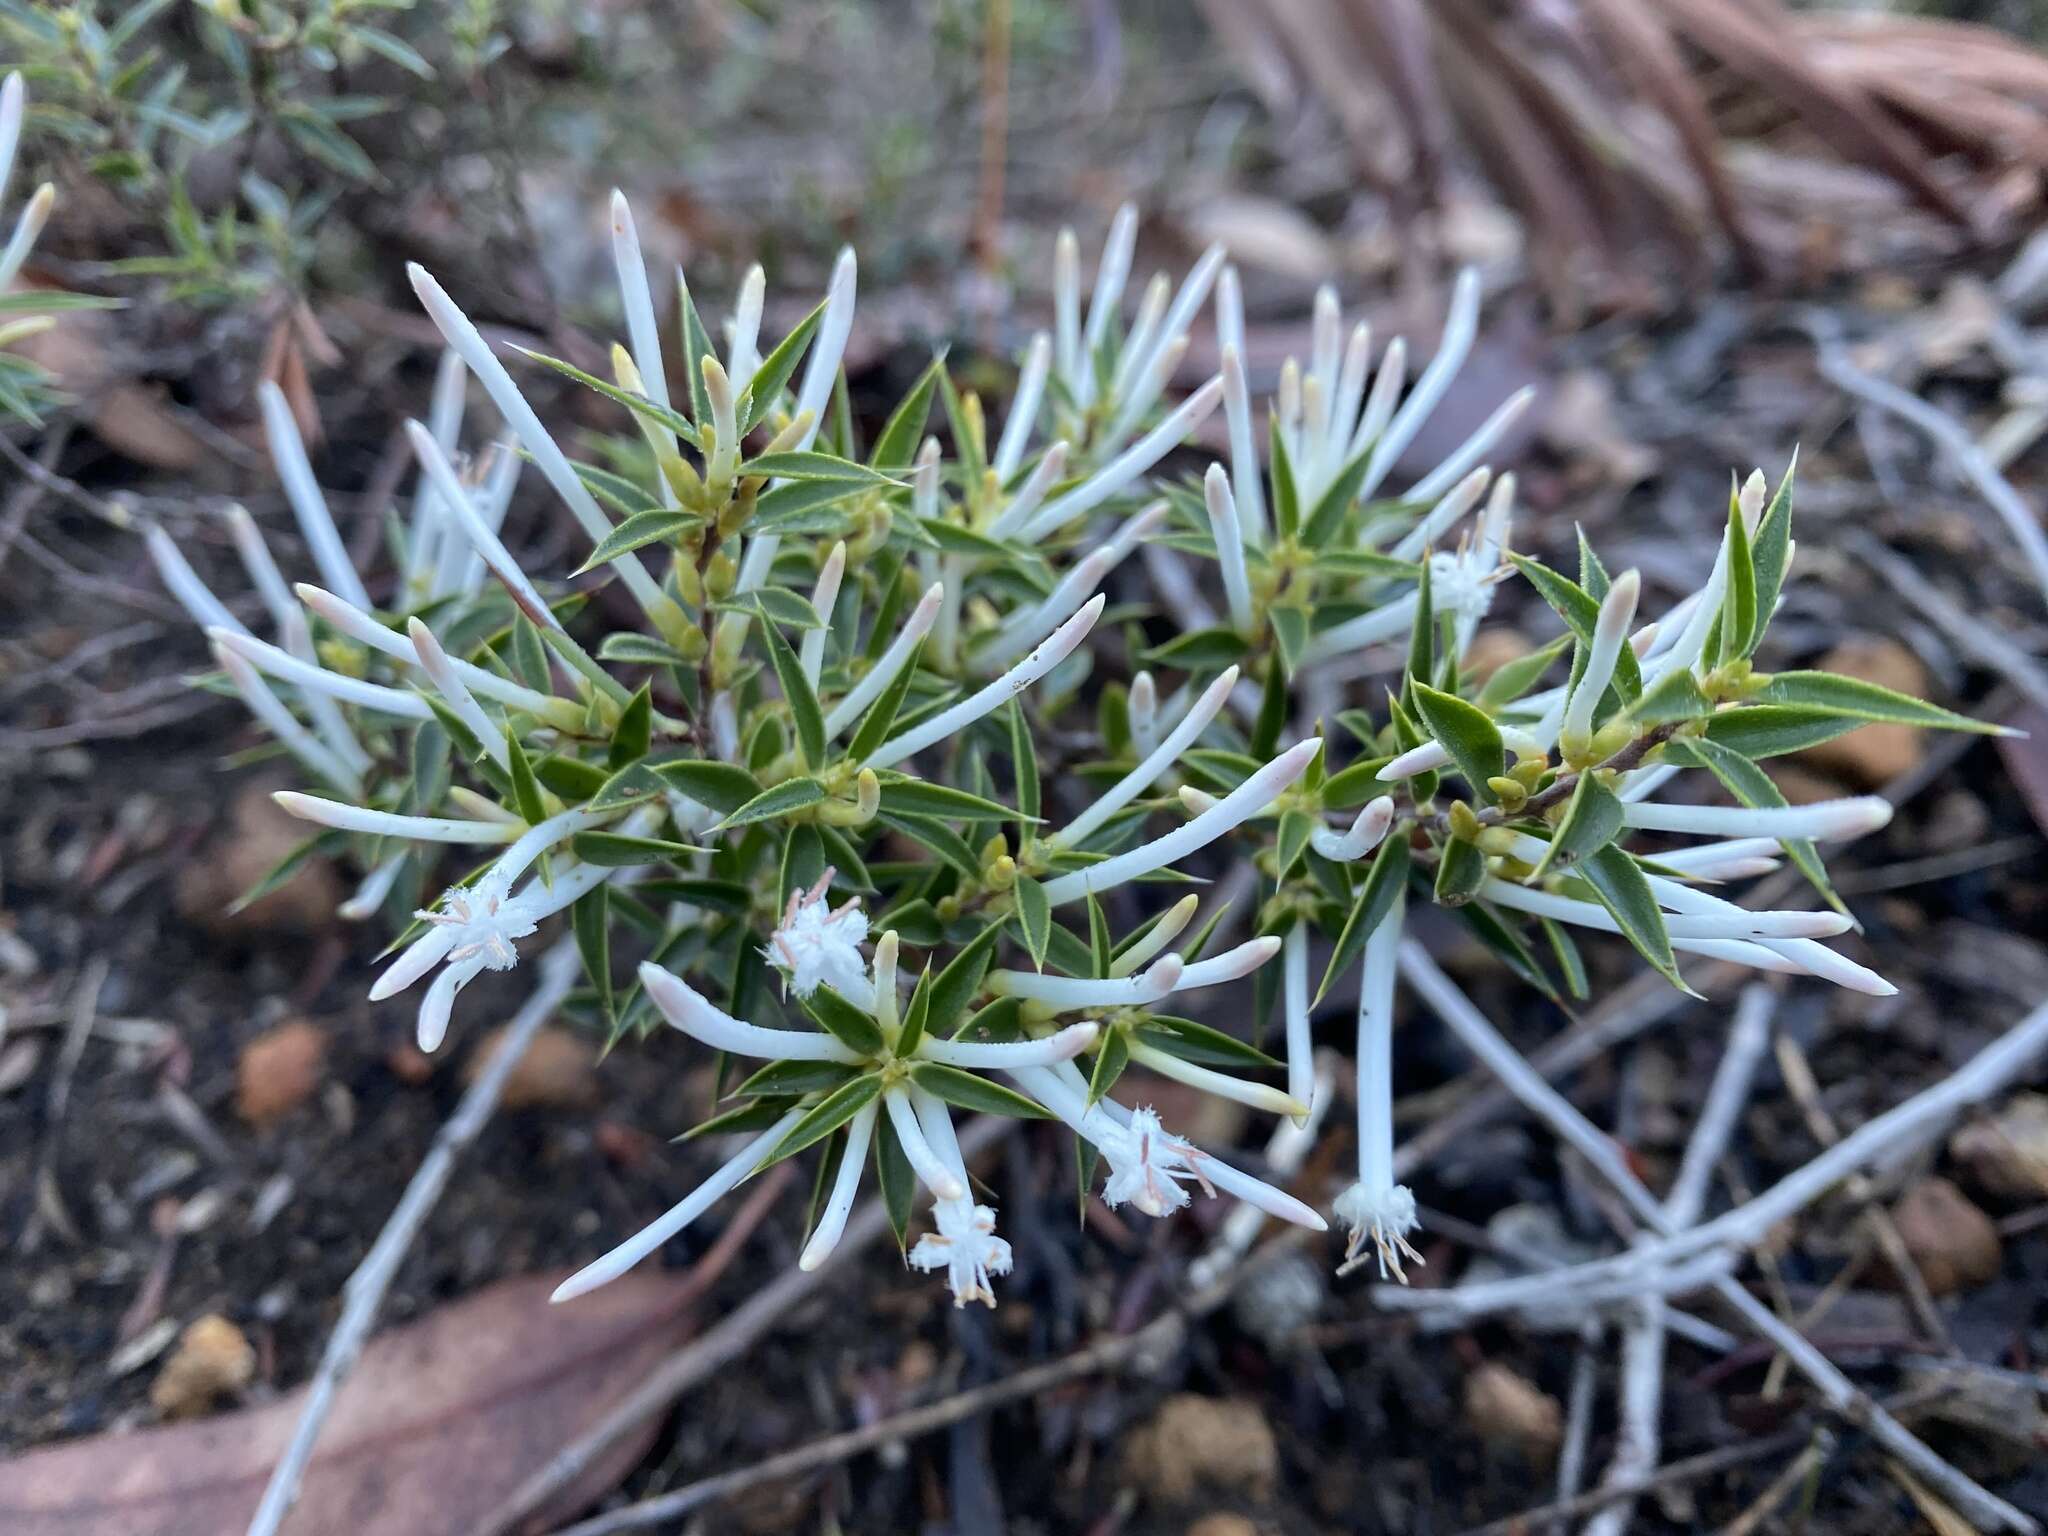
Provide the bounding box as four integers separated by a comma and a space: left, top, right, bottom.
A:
0, 1269, 694, 1535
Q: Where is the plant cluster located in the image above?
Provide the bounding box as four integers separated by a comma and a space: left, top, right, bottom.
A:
142, 188, 2005, 1308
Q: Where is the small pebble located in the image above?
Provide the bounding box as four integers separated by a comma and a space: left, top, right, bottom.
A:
149, 1315, 255, 1419
235, 1020, 328, 1129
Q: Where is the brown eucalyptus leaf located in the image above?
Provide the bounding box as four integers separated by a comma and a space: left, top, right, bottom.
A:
0, 1269, 693, 1535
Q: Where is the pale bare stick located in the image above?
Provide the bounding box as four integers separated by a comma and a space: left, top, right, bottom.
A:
245, 940, 580, 1536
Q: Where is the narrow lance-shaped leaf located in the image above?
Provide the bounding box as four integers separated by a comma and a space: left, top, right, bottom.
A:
1530, 770, 1624, 879
908, 1062, 1056, 1120
1316, 831, 1410, 1005
762, 619, 827, 769
1410, 679, 1505, 801
757, 1073, 884, 1172
1577, 845, 1693, 994
1013, 874, 1052, 971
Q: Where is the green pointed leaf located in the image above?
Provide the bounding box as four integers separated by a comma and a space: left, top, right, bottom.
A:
718, 777, 827, 829
871, 355, 945, 472
1627, 669, 1714, 728
931, 922, 1005, 1037
1086, 895, 1113, 978
1531, 770, 1625, 879
894, 966, 933, 1058
1300, 448, 1373, 547
1506, 554, 1643, 698
568, 832, 707, 866
846, 638, 929, 764
680, 1098, 798, 1142
1251, 652, 1288, 759
801, 985, 887, 1057
1007, 700, 1041, 826
1578, 845, 1691, 992
762, 620, 827, 770
517, 348, 699, 443
610, 683, 653, 768
733, 1059, 864, 1098
1433, 835, 1486, 905
757, 1073, 884, 1172
874, 1108, 916, 1252
714, 584, 827, 630
875, 778, 1021, 823
1137, 1016, 1280, 1070
1541, 916, 1590, 1000
534, 755, 608, 802
1749, 672, 2006, 734
1476, 633, 1571, 708
1410, 680, 1506, 799
743, 451, 897, 487
1013, 875, 1052, 970
1747, 461, 1794, 655
1271, 604, 1310, 678
674, 271, 716, 428
1269, 415, 1300, 539
1316, 831, 1410, 1004
1274, 809, 1315, 881
588, 759, 665, 813
1703, 706, 1865, 759
1718, 491, 1756, 669
1405, 555, 1434, 686
571, 883, 612, 1029
737, 299, 826, 433
1086, 1027, 1131, 1105
907, 1061, 1055, 1120
597, 633, 693, 667
655, 759, 763, 814
573, 510, 696, 575
1139, 627, 1250, 670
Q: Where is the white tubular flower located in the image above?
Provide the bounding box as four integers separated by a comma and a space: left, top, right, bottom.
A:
405, 420, 556, 629
1400, 385, 1537, 509
866, 595, 1104, 770
1125, 1039, 1305, 1119
909, 1196, 1012, 1308
993, 332, 1051, 481
1560, 569, 1641, 756
1282, 925, 1313, 1124
408, 263, 679, 631
1478, 873, 1846, 941
257, 381, 371, 611
1204, 463, 1254, 635
1020, 377, 1224, 543
1016, 1064, 1323, 1228
823, 582, 944, 740
799, 1097, 879, 1272
298, 583, 569, 722
637, 960, 861, 1063
1052, 666, 1237, 850
702, 355, 740, 499
553, 1105, 807, 1303
609, 191, 674, 438
915, 1021, 1099, 1070
1350, 337, 1406, 463
1128, 669, 1160, 757
1039, 737, 1317, 905
1219, 345, 1268, 551
984, 440, 1069, 541
406, 348, 470, 592
1173, 935, 1283, 992
883, 1089, 966, 1202
273, 792, 522, 843
727, 264, 766, 393
1388, 467, 1492, 564
1621, 796, 1892, 841
146, 524, 246, 636
337, 855, 406, 922
212, 627, 431, 720
1053, 230, 1081, 398
1336, 888, 1422, 1280
977, 502, 1162, 673
1072, 204, 1138, 412
221, 503, 296, 628
406, 618, 504, 764
1311, 796, 1396, 862
1296, 589, 1419, 667
764, 871, 873, 1009
800, 541, 846, 687
1110, 894, 1199, 976
732, 247, 857, 597
214, 642, 361, 796
1648, 838, 1786, 878
992, 954, 1184, 1009
1361, 268, 1481, 501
